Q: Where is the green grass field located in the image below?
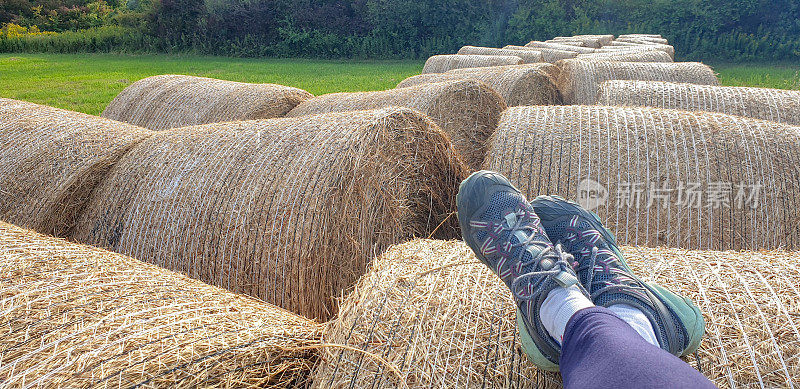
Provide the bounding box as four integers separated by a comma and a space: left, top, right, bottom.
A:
1, 53, 798, 116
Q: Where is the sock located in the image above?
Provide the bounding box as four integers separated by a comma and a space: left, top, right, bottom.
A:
539, 285, 594, 344
608, 304, 660, 347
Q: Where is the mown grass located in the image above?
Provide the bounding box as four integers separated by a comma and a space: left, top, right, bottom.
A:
1, 53, 798, 115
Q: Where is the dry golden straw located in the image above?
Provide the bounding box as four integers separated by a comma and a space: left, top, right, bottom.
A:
597, 80, 800, 125
483, 105, 800, 250
0, 221, 322, 388
456, 46, 543, 63
286, 80, 506, 169
576, 50, 673, 62
503, 45, 578, 63
71, 108, 467, 321
396, 64, 561, 106
555, 59, 718, 104
524, 41, 596, 54
421, 55, 523, 73
545, 39, 587, 47
607, 41, 675, 58
0, 98, 152, 238
312, 239, 800, 389
102, 74, 313, 130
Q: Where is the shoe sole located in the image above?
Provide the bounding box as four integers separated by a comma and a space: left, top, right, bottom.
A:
531, 195, 705, 357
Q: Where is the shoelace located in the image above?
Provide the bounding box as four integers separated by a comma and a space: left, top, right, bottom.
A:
503, 210, 577, 301
569, 233, 646, 300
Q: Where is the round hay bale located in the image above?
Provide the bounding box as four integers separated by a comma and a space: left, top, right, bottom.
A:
597, 80, 800, 125
421, 54, 523, 74
70, 108, 467, 321
597, 45, 665, 53
395, 64, 561, 106
311, 238, 800, 388
524, 41, 596, 54
619, 34, 663, 39
546, 39, 589, 47
457, 46, 543, 63
483, 105, 800, 250
0, 98, 152, 237
608, 41, 675, 58
286, 80, 506, 169
102, 75, 314, 130
504, 45, 578, 63
576, 50, 673, 62
554, 59, 718, 105
0, 221, 321, 388
617, 36, 669, 45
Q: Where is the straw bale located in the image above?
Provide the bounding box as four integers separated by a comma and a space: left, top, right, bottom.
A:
456, 46, 543, 63
286, 80, 506, 169
617, 36, 669, 45
619, 34, 663, 39
0, 221, 321, 388
551, 36, 601, 48
546, 39, 588, 47
395, 65, 561, 106
503, 45, 578, 63
71, 108, 467, 321
524, 41, 596, 54
421, 55, 522, 74
597, 80, 800, 125
311, 239, 800, 388
597, 45, 665, 53
101, 75, 313, 130
555, 59, 718, 104
576, 50, 673, 63
608, 41, 675, 58
0, 98, 152, 238
484, 105, 800, 250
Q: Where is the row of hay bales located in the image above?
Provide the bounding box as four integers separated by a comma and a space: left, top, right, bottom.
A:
3, 223, 797, 387
0, 98, 467, 322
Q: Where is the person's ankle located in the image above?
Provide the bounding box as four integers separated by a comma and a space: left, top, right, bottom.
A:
540, 285, 594, 344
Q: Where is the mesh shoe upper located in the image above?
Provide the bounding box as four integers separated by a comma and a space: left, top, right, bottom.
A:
457, 172, 584, 366
531, 195, 690, 356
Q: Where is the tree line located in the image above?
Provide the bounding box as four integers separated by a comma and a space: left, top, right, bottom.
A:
1, 0, 798, 61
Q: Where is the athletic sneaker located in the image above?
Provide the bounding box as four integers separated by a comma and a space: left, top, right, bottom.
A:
530, 195, 705, 357
457, 171, 585, 371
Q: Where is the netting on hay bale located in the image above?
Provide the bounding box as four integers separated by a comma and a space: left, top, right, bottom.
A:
545, 39, 587, 47
395, 64, 561, 106
551, 35, 606, 48
597, 80, 800, 126
607, 41, 675, 58
0, 98, 152, 237
310, 239, 800, 389
483, 105, 800, 251
576, 49, 673, 63
617, 36, 670, 45
456, 46, 543, 63
555, 59, 718, 104
101, 74, 314, 130
619, 34, 663, 39
524, 41, 596, 54
71, 108, 467, 322
503, 45, 578, 63
0, 221, 321, 388
421, 55, 523, 74
286, 80, 506, 170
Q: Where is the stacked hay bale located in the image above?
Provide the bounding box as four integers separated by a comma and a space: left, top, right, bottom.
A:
396, 64, 561, 106
555, 59, 718, 104
504, 45, 578, 63
456, 46, 543, 63
102, 75, 314, 130
286, 80, 506, 169
576, 50, 673, 62
550, 35, 614, 48
71, 108, 467, 321
422, 54, 522, 73
0, 221, 321, 388
311, 239, 800, 388
617, 36, 670, 45
607, 41, 675, 58
0, 98, 152, 237
545, 39, 587, 47
483, 105, 800, 251
597, 80, 800, 125
525, 41, 596, 54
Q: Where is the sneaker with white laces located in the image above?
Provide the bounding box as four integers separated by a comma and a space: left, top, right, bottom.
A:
456, 171, 585, 371
530, 195, 705, 358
